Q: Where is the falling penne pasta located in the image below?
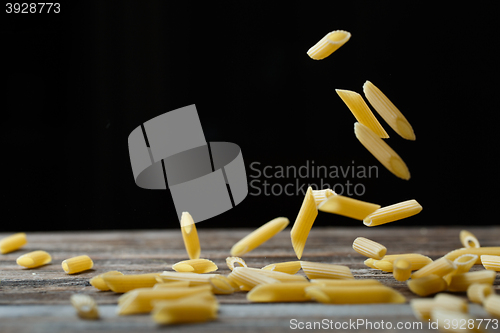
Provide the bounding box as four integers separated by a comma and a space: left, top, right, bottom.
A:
226, 256, 247, 271
158, 271, 219, 286
246, 282, 313, 302
70, 294, 99, 320
0, 232, 27, 254
300, 261, 354, 280
307, 30, 351, 60
103, 273, 161, 293
480, 255, 500, 271
352, 237, 387, 260
290, 187, 318, 259
62, 255, 93, 275
354, 122, 410, 180
483, 294, 500, 318
261, 261, 301, 274
16, 250, 51, 268
447, 270, 496, 292
337, 90, 389, 138
319, 195, 381, 220
407, 274, 447, 297
180, 212, 201, 260
312, 189, 336, 208
90, 271, 124, 291
230, 217, 289, 257
363, 80, 415, 141
411, 257, 455, 280
444, 247, 500, 264
393, 259, 412, 282
172, 259, 218, 274
305, 285, 406, 304
460, 230, 480, 248
467, 283, 494, 304
363, 200, 422, 227
151, 293, 218, 324
228, 267, 280, 290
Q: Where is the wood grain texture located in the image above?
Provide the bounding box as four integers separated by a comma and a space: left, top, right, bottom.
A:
0, 227, 499, 332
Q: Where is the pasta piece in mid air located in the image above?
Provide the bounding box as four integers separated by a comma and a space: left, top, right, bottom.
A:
290, 187, 318, 259
307, 30, 351, 60
460, 230, 480, 248
180, 212, 200, 260
363, 200, 422, 227
319, 195, 380, 220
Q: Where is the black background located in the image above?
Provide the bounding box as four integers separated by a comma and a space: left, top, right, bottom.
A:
1, 1, 498, 231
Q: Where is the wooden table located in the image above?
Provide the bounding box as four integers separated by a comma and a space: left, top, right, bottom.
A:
1, 227, 499, 332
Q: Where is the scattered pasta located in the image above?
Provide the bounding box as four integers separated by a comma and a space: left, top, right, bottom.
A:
70, 294, 99, 320
16, 250, 51, 268
319, 195, 381, 220
61, 255, 93, 275
230, 217, 289, 257
460, 230, 480, 248
352, 237, 387, 260
363, 200, 422, 227
180, 212, 200, 260
306, 30, 351, 60
290, 187, 318, 259
0, 232, 27, 254
300, 261, 354, 280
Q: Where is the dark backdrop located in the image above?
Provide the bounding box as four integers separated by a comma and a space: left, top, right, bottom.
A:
1, 1, 498, 231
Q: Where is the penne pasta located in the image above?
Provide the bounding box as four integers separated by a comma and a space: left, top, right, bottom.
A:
305, 285, 406, 304
373, 260, 394, 272
90, 271, 124, 291
230, 217, 289, 257
228, 267, 280, 290
152, 294, 218, 325
354, 122, 410, 180
310, 279, 382, 287
312, 189, 336, 208
319, 195, 381, 220
61, 255, 93, 275
209, 275, 235, 295
352, 237, 387, 260
153, 281, 190, 289
444, 247, 500, 264
433, 293, 468, 313
430, 308, 483, 333
447, 270, 496, 292
363, 200, 422, 227
261, 261, 301, 275
300, 261, 354, 280
380, 253, 433, 272
467, 283, 494, 304
181, 212, 200, 260
443, 254, 478, 285
103, 273, 161, 293
337, 90, 389, 138
245, 267, 307, 283
362, 80, 415, 141
226, 256, 247, 271
483, 294, 500, 318
460, 230, 480, 248
158, 271, 219, 287
247, 282, 313, 302
70, 294, 99, 320
16, 250, 51, 268
407, 274, 447, 297
307, 30, 351, 60
411, 257, 456, 280
364, 258, 378, 269
290, 187, 318, 259
480, 255, 500, 271
410, 298, 436, 321
172, 259, 218, 274
0, 232, 27, 254
393, 259, 412, 282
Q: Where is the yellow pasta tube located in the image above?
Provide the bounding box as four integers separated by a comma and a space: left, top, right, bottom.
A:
70, 294, 99, 320
363, 80, 415, 141
305, 285, 406, 304
0, 232, 27, 254
431, 308, 483, 333
444, 247, 500, 263
226, 256, 247, 271
337, 90, 389, 138
411, 257, 456, 279
209, 275, 235, 295
410, 298, 436, 321
158, 271, 220, 286
443, 254, 478, 285
307, 30, 351, 60
230, 217, 289, 256
483, 294, 500, 318
261, 261, 301, 274
90, 271, 124, 291
448, 270, 496, 292
244, 267, 307, 283
460, 230, 480, 248
62, 255, 93, 275
312, 189, 335, 208
352, 237, 387, 259
467, 283, 494, 304
118, 285, 212, 315
375, 253, 432, 272
407, 275, 447, 297
373, 260, 394, 272
153, 281, 190, 289
393, 259, 412, 282
151, 295, 218, 325
364, 258, 378, 269
319, 195, 381, 220
290, 187, 318, 259
247, 282, 313, 302
480, 255, 500, 271
354, 122, 410, 180
16, 250, 51, 268
172, 259, 217, 274
310, 279, 382, 287
228, 267, 280, 289
300, 261, 354, 280
103, 273, 161, 293
364, 200, 422, 227
434, 293, 468, 313
180, 212, 200, 260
